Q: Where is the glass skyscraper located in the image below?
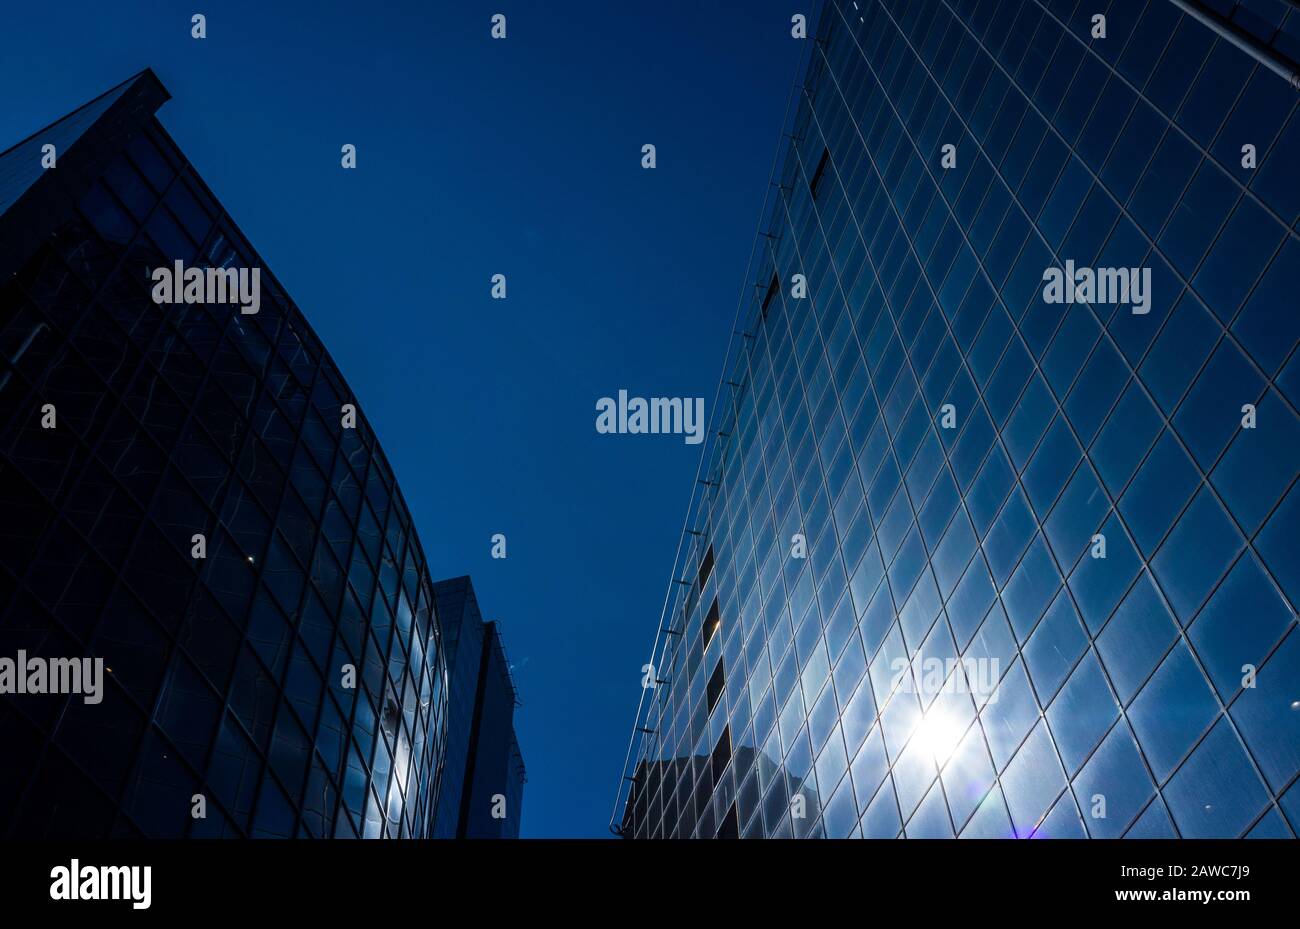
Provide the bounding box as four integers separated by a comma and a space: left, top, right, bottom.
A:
430, 576, 526, 839
618, 0, 1300, 839
0, 70, 458, 838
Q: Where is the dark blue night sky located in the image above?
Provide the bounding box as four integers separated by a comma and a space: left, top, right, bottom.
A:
0, 0, 805, 836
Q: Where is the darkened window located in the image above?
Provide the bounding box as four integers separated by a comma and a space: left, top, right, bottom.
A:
809, 147, 831, 198
166, 178, 214, 245
103, 154, 155, 222
127, 131, 175, 193
696, 544, 714, 591
79, 180, 135, 244
703, 597, 721, 647
761, 272, 780, 318
716, 803, 740, 839
706, 659, 725, 714
710, 726, 732, 783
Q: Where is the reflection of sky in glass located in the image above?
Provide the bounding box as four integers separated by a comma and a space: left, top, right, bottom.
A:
614, 0, 1300, 840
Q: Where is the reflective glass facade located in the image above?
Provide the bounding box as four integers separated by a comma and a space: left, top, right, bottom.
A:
430, 576, 526, 838
0, 71, 450, 838
620, 0, 1300, 839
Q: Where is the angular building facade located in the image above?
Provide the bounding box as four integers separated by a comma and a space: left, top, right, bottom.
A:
618, 0, 1300, 839
431, 577, 526, 839
0, 71, 453, 838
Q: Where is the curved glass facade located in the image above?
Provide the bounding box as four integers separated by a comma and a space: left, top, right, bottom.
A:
620, 0, 1300, 839
0, 71, 449, 838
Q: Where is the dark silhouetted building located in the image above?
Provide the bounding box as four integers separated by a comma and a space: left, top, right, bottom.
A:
618, 0, 1300, 839
0, 70, 464, 838
431, 577, 525, 838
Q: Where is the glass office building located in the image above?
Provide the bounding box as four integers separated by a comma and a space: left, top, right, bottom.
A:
0, 70, 452, 838
430, 576, 526, 839
618, 0, 1300, 839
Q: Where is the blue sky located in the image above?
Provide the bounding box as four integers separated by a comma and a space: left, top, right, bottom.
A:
0, 1, 805, 835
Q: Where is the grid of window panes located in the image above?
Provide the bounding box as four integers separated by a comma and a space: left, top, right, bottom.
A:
623, 0, 1300, 839
0, 82, 449, 838
430, 576, 487, 837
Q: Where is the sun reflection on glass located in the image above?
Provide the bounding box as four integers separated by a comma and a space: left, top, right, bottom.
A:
912, 706, 965, 766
